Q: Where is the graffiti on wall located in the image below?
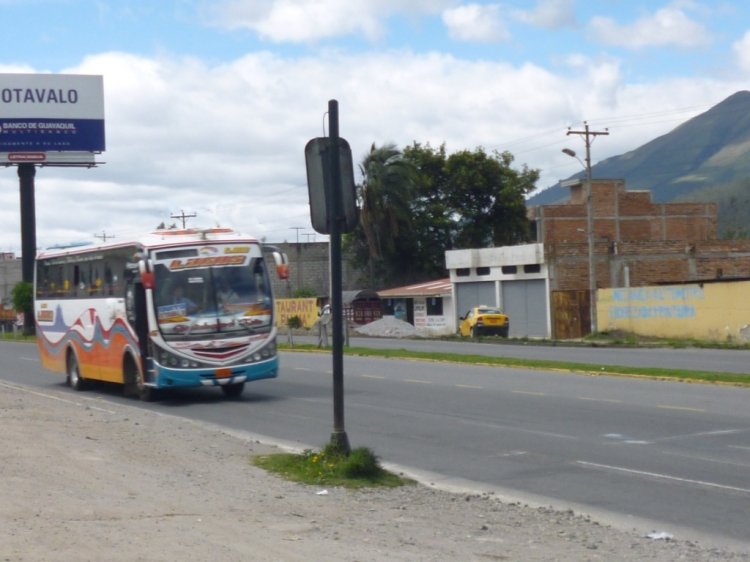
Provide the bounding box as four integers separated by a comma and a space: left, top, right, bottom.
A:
607, 286, 704, 320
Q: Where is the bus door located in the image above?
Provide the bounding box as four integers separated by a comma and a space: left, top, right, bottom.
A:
125, 267, 150, 366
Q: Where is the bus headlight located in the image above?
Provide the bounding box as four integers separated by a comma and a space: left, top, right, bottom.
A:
157, 348, 205, 369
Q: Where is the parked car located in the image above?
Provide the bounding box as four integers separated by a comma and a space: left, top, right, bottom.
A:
458, 306, 509, 338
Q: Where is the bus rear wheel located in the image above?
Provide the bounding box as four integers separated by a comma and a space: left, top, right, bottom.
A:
67, 352, 87, 391
222, 382, 245, 398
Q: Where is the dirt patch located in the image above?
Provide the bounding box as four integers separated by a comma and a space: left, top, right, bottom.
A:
1, 381, 747, 561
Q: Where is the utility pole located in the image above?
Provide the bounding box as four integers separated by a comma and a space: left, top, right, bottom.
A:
94, 231, 115, 242
170, 210, 196, 229
566, 122, 608, 335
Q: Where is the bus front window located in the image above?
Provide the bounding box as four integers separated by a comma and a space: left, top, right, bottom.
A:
154, 258, 273, 339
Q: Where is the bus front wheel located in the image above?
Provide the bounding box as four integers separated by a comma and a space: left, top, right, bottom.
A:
67, 352, 87, 391
222, 382, 245, 398
124, 355, 157, 402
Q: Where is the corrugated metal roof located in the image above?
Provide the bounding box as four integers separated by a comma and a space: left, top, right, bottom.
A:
377, 278, 452, 298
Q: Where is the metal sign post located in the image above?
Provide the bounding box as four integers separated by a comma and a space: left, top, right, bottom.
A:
304, 99, 358, 455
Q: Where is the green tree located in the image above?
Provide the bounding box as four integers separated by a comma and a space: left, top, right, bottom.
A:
345, 142, 539, 288
444, 148, 538, 248
402, 142, 454, 279
347, 143, 417, 286
12, 281, 33, 335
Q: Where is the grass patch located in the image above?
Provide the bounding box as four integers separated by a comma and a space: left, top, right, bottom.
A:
0, 332, 35, 343
252, 444, 413, 489
278, 343, 750, 386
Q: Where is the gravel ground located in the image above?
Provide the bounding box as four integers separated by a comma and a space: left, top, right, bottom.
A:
1, 380, 748, 562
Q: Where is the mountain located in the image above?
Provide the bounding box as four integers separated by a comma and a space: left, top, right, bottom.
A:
528, 91, 750, 237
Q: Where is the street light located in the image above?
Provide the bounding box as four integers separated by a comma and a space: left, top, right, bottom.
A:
562, 147, 597, 335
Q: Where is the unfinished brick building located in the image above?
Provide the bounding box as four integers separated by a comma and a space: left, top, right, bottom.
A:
529, 179, 750, 337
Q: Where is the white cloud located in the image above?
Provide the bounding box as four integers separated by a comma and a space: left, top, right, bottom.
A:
588, 3, 711, 49
0, 47, 741, 255
442, 3, 509, 43
732, 30, 750, 73
211, 0, 452, 43
512, 0, 576, 29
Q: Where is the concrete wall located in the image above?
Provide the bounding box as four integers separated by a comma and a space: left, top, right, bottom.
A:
412, 295, 454, 336
0, 257, 22, 307
598, 281, 750, 342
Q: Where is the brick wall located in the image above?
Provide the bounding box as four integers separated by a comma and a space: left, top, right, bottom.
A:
533, 180, 750, 293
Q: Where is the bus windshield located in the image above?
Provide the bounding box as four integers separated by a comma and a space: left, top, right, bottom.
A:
153, 256, 273, 339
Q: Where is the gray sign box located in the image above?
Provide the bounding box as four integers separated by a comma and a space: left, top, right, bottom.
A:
304, 137, 358, 235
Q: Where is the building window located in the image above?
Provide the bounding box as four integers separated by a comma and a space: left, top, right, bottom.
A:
426, 297, 443, 316
524, 264, 541, 274
456, 268, 470, 277
501, 265, 517, 274
476, 267, 490, 276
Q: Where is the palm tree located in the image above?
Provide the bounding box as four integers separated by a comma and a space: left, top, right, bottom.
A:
357, 143, 416, 267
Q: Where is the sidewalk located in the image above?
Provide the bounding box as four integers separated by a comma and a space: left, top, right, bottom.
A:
1, 381, 746, 561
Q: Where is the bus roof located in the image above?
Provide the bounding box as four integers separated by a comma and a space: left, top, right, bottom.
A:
36, 227, 260, 260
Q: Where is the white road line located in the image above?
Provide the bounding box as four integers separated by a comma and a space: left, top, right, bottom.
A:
578, 396, 622, 404
512, 390, 545, 396
455, 384, 483, 389
657, 404, 705, 413
577, 460, 750, 494
360, 374, 386, 379
404, 379, 432, 384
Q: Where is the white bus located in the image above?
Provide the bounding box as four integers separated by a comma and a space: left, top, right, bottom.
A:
34, 227, 288, 400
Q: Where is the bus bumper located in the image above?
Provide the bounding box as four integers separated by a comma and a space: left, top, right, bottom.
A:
150, 357, 278, 389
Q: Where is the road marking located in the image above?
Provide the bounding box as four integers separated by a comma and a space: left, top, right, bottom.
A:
577, 460, 750, 494
730, 445, 750, 451
578, 396, 622, 403
489, 450, 528, 458
512, 390, 545, 396
293, 367, 314, 371
657, 404, 705, 413
404, 379, 432, 385
455, 384, 483, 389
360, 374, 386, 380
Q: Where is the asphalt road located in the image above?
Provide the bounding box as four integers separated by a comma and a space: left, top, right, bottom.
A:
3, 339, 750, 550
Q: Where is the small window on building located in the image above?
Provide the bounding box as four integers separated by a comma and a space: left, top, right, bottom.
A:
524, 264, 541, 274
501, 265, 517, 274
476, 267, 490, 276
382, 298, 395, 316
456, 268, 470, 277
426, 297, 443, 316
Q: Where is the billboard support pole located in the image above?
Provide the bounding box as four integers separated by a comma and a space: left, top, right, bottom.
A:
18, 163, 36, 334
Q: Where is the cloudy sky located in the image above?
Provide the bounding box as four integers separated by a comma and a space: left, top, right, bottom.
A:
1, 0, 749, 255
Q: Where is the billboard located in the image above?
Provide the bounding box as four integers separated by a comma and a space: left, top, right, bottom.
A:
0, 73, 105, 165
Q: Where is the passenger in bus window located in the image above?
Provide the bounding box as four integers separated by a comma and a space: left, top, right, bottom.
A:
217, 277, 239, 310
172, 284, 198, 313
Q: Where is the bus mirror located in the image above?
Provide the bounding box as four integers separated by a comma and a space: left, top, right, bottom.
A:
263, 245, 290, 280
137, 259, 155, 289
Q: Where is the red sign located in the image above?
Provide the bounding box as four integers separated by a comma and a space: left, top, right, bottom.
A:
8, 152, 46, 162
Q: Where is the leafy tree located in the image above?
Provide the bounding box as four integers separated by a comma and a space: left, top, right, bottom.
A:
12, 281, 33, 335
346, 143, 417, 286
444, 148, 538, 248
345, 142, 539, 288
